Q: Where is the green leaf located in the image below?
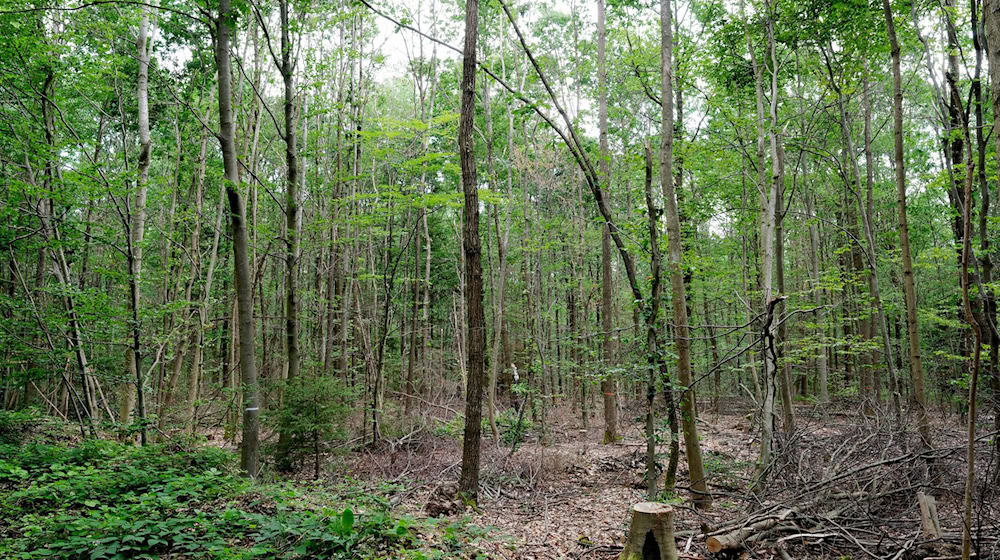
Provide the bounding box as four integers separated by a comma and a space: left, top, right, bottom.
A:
340, 508, 354, 534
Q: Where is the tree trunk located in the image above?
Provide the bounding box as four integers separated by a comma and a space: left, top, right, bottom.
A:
122, 8, 152, 443
660, 1, 709, 507
457, 0, 485, 506
482, 79, 502, 440
702, 289, 722, 411
215, 0, 260, 478
860, 70, 902, 416
745, 0, 781, 492
774, 166, 795, 432
806, 186, 828, 403
276, 0, 300, 470
883, 0, 932, 449
598, 0, 619, 446
643, 144, 679, 499
980, 0, 1000, 475
949, 73, 981, 560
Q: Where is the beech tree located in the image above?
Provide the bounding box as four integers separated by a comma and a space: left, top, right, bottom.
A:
456, 0, 485, 505
213, 0, 261, 478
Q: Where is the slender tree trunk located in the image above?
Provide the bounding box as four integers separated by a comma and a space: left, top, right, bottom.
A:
189, 176, 223, 434
642, 143, 676, 498
949, 75, 982, 560
774, 170, 795, 432
980, 0, 1000, 474
276, 0, 300, 470
806, 186, 828, 403
597, 0, 618, 445
745, 0, 781, 491
861, 71, 902, 416
884, 0, 932, 449
122, 8, 152, 443
419, 10, 439, 389
945, 1, 969, 342
661, 0, 709, 508
215, 0, 260, 478
457, 0, 485, 505
702, 288, 722, 411
405, 215, 420, 412
36, 65, 101, 431
482, 80, 502, 440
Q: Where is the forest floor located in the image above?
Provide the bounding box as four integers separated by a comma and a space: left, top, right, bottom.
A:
342, 399, 1000, 559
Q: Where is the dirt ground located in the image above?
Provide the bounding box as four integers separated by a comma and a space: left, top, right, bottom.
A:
343, 400, 1000, 559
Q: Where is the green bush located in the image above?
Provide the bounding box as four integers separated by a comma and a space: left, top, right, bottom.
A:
489, 407, 533, 446
433, 407, 534, 446
269, 375, 357, 472
432, 415, 464, 440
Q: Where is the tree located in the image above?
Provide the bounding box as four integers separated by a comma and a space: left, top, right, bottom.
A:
660, 0, 709, 509
276, 0, 301, 472
597, 0, 618, 446
213, 0, 261, 479
742, 0, 782, 491
123, 5, 152, 445
883, 0, 932, 449
457, 0, 485, 506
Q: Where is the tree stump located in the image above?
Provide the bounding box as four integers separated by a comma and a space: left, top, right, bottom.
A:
619, 502, 677, 560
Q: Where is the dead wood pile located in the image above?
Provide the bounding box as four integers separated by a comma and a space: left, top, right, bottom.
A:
690, 411, 1000, 559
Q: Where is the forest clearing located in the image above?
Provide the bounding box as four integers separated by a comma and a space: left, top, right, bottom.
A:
2, 0, 1000, 557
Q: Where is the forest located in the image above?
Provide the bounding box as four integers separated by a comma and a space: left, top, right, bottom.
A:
1, 0, 1000, 557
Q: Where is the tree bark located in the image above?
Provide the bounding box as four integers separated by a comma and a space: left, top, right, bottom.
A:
643, 144, 680, 499
660, 0, 709, 508
745, 0, 781, 492
774, 163, 795, 432
457, 0, 485, 506
947, 71, 983, 560
124, 7, 152, 444
482, 79, 502, 440
806, 186, 828, 403
619, 502, 678, 560
883, 0, 932, 449
276, 0, 300, 470
597, 0, 619, 446
980, 0, 1000, 475
214, 0, 260, 479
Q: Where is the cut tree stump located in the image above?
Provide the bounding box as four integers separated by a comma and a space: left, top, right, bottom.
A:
619, 502, 677, 560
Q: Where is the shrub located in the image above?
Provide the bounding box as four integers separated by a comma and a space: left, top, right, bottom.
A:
269, 375, 356, 474
434, 406, 534, 446
489, 407, 534, 446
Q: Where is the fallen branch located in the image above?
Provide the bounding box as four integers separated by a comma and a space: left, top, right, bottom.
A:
706, 508, 796, 552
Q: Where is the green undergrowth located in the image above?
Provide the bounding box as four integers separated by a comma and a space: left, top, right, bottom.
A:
0, 412, 492, 559
433, 407, 534, 446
